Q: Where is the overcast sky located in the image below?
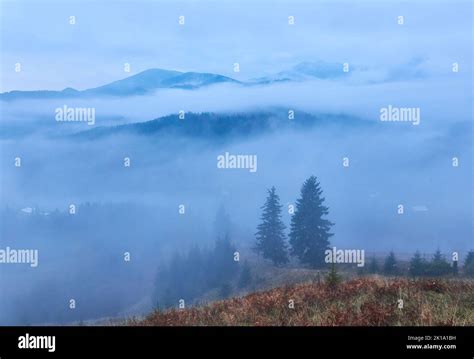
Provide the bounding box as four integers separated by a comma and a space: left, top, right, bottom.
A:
0, 0, 472, 91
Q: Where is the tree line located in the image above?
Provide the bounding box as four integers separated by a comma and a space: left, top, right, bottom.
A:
153, 234, 253, 309
364, 250, 474, 277
154, 176, 473, 309
254, 175, 474, 277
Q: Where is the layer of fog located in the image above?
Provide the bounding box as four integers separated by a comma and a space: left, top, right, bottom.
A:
1, 72, 472, 138
0, 76, 472, 325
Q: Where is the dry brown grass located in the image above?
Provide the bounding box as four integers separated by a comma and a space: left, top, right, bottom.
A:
131, 277, 474, 326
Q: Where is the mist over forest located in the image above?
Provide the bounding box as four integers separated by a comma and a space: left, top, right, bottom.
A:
0, 0, 472, 325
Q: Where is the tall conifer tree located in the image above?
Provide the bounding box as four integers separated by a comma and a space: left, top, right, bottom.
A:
289, 176, 334, 268
255, 186, 289, 265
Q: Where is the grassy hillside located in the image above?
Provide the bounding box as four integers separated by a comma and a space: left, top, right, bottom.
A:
133, 277, 474, 326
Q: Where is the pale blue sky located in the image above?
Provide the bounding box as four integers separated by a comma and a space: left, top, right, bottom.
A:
0, 0, 472, 91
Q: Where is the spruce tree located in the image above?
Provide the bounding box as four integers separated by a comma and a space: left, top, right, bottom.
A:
289, 176, 334, 268
409, 251, 427, 277
428, 249, 451, 276
325, 263, 342, 288
208, 234, 238, 286
383, 251, 398, 275
452, 260, 458, 276
464, 251, 474, 276
255, 186, 289, 265
368, 256, 379, 274
238, 261, 252, 288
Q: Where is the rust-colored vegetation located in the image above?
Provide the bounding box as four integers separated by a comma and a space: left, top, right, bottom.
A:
132, 277, 474, 326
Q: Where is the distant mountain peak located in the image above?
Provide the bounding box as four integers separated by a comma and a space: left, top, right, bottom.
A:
0, 68, 239, 100
0, 60, 352, 101
250, 60, 348, 84
61, 87, 79, 93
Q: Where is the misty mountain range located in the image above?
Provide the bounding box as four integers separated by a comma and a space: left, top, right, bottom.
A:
0, 60, 357, 101
72, 111, 371, 142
